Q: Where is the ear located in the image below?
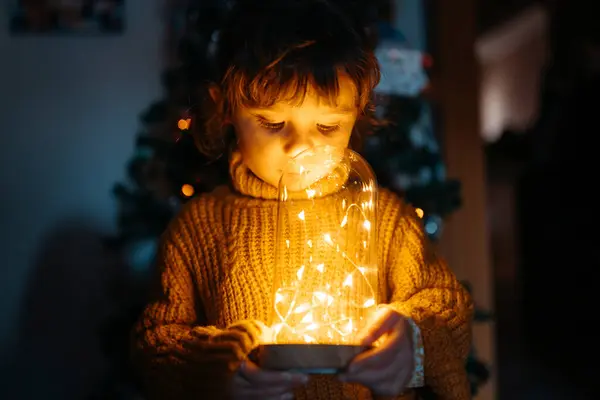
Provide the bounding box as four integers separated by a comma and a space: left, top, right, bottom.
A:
208, 83, 222, 104
208, 83, 232, 125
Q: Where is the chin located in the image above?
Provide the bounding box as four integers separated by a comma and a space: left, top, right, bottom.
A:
281, 168, 330, 191
261, 172, 284, 188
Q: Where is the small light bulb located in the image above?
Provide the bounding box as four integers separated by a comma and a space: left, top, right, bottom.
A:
181, 184, 194, 197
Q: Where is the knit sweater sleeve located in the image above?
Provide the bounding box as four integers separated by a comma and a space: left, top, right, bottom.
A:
379, 193, 474, 400
131, 200, 261, 400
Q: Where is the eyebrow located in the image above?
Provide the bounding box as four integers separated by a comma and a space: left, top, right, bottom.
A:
329, 105, 357, 114
249, 105, 356, 115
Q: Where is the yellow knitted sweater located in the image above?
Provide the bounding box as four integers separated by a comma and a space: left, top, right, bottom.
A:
132, 154, 474, 400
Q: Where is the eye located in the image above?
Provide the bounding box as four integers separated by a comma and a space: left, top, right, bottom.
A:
317, 124, 341, 134
255, 116, 285, 132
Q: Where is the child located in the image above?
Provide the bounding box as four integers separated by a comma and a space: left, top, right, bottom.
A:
131, 1, 473, 399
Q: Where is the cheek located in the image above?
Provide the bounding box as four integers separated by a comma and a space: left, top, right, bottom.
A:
234, 117, 276, 145
237, 131, 282, 157
233, 117, 257, 145
328, 122, 355, 147
234, 120, 283, 161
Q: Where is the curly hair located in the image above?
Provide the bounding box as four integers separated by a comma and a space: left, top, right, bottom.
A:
194, 0, 381, 159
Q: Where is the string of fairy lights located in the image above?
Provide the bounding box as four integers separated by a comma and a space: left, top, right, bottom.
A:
270, 175, 378, 345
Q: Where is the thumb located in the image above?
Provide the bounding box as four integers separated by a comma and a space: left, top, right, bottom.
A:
227, 319, 267, 348
358, 307, 405, 346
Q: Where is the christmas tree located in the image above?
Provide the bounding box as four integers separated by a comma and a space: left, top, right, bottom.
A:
103, 1, 489, 397
107, 0, 228, 268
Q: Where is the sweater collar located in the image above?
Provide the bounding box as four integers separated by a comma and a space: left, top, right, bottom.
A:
229, 149, 350, 201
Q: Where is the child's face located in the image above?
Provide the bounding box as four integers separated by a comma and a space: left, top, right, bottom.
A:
232, 74, 358, 188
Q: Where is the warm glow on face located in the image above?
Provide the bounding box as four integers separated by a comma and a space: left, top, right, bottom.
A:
232, 75, 359, 188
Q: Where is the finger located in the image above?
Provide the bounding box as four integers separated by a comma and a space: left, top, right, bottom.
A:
227, 320, 266, 349
345, 339, 400, 374
359, 310, 405, 346
346, 323, 410, 375
213, 328, 257, 356
233, 366, 300, 400
341, 363, 410, 390
182, 339, 247, 363
241, 360, 309, 386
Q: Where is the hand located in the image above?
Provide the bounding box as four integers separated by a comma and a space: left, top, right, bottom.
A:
338, 307, 414, 397
230, 360, 309, 400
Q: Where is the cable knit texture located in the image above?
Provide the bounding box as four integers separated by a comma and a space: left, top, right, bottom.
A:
132, 153, 474, 400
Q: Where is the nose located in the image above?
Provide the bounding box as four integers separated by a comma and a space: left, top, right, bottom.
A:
283, 125, 316, 159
